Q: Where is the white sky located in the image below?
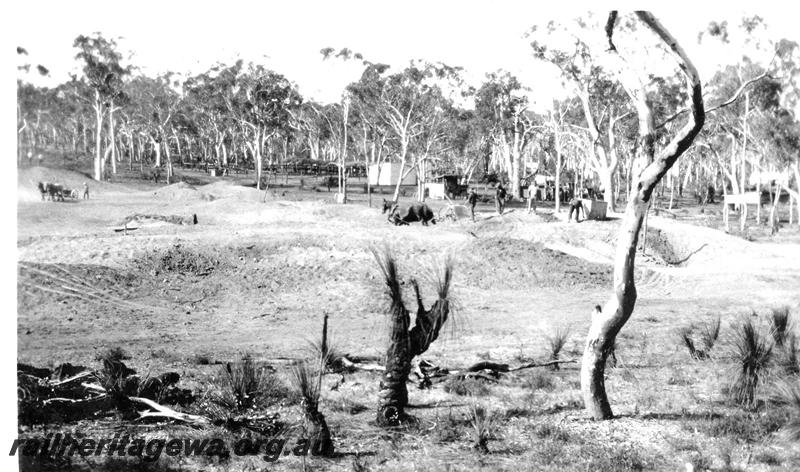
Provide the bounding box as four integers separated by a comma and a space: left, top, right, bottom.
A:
9, 1, 799, 109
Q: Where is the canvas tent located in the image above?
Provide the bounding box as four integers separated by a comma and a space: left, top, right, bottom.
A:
368, 163, 417, 186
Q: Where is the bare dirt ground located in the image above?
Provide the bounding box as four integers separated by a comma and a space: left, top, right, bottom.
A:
16, 162, 800, 471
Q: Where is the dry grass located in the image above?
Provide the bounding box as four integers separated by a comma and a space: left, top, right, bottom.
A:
769, 378, 800, 441
467, 402, 498, 453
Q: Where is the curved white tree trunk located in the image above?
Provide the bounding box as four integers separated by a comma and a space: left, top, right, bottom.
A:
581, 11, 705, 420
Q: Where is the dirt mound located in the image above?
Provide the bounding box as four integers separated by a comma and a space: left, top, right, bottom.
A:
120, 213, 197, 227
646, 217, 752, 268
459, 237, 613, 290
152, 182, 214, 201
196, 181, 264, 201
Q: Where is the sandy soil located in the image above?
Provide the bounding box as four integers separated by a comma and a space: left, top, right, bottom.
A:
16, 165, 800, 471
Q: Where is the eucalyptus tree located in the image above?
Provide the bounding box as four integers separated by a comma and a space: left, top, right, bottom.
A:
125, 74, 182, 181
528, 17, 639, 211
183, 67, 235, 167
347, 61, 393, 204
475, 72, 540, 199
73, 34, 130, 180
579, 11, 705, 420
224, 61, 302, 189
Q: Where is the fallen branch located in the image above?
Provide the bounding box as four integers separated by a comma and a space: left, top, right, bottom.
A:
340, 356, 385, 372
81, 383, 107, 393
130, 396, 210, 425
466, 361, 510, 373
42, 396, 107, 405
49, 371, 94, 387
508, 359, 578, 371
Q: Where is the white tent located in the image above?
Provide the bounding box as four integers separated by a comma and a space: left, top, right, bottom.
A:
368, 163, 417, 186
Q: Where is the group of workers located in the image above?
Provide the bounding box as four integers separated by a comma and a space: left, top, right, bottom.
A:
463, 184, 586, 223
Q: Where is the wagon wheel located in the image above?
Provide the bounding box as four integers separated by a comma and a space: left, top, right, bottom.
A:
438, 206, 457, 223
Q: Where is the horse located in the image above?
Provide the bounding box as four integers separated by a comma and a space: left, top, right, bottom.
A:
47, 183, 65, 201
36, 182, 64, 201
37, 182, 49, 201
382, 199, 436, 226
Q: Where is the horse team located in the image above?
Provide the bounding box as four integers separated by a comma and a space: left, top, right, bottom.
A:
382, 199, 436, 226
37, 182, 82, 201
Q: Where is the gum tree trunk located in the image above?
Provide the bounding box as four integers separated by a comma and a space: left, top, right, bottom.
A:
94, 90, 103, 181
581, 11, 705, 420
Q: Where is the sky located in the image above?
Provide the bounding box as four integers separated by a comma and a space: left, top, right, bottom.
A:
9, 1, 800, 109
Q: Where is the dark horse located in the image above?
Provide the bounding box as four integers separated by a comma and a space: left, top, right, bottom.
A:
382, 199, 436, 226
37, 182, 64, 201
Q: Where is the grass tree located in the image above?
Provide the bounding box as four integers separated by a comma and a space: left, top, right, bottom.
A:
371, 248, 454, 426
290, 360, 335, 457
581, 11, 705, 420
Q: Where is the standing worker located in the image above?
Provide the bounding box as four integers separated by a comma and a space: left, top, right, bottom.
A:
495, 183, 507, 215
526, 185, 537, 214
83, 182, 90, 200
568, 195, 584, 222
465, 187, 479, 222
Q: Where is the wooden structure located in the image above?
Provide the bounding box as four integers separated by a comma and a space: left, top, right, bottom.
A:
723, 192, 760, 232
581, 199, 608, 220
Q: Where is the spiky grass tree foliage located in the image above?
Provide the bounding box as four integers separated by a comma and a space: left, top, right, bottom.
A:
770, 306, 792, 347
219, 353, 275, 412
547, 327, 571, 370
97, 347, 136, 411
770, 378, 800, 441
468, 402, 497, 454
677, 327, 708, 360
700, 316, 722, 353
782, 334, 800, 375
371, 248, 454, 426
307, 313, 344, 372
290, 360, 335, 457
730, 320, 773, 408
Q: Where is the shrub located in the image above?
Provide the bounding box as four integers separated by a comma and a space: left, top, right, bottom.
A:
289, 360, 335, 456
135, 245, 223, 276
307, 313, 346, 372
779, 334, 799, 374
546, 327, 570, 370
688, 409, 786, 442
676, 327, 706, 360
769, 378, 800, 441
217, 354, 284, 412
468, 403, 498, 454
443, 376, 491, 397
729, 320, 773, 408
524, 370, 557, 392
769, 306, 792, 347
97, 347, 136, 409
700, 316, 722, 352
532, 423, 570, 442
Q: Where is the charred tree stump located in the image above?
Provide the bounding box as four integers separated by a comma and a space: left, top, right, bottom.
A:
372, 248, 453, 427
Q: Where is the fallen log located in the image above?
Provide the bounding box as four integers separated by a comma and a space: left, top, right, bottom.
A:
130, 396, 210, 425
50, 371, 94, 387
340, 356, 385, 372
